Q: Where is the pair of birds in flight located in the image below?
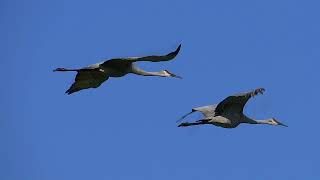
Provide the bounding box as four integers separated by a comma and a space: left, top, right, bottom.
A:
54, 44, 288, 128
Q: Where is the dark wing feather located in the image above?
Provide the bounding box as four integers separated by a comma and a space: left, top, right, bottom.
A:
214, 91, 258, 115
131, 44, 181, 62
101, 59, 132, 69
107, 44, 181, 62
65, 70, 109, 95
215, 95, 249, 115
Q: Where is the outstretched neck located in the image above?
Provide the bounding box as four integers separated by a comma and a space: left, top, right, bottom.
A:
242, 116, 272, 125
131, 66, 167, 77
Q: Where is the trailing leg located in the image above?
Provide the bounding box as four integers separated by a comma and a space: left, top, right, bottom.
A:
178, 119, 210, 127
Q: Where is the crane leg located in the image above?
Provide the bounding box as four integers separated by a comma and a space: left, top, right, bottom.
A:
178, 119, 210, 127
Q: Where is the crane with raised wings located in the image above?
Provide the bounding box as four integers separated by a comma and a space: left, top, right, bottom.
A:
178, 88, 287, 128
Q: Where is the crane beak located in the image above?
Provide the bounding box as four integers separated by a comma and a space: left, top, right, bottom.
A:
178, 122, 190, 127
172, 74, 183, 79
273, 118, 288, 127
278, 122, 288, 127
164, 70, 183, 79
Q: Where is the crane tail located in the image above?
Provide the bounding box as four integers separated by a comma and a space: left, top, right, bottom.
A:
176, 110, 195, 123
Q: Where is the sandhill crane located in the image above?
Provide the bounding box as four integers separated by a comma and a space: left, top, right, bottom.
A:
178, 88, 287, 128
54, 44, 181, 94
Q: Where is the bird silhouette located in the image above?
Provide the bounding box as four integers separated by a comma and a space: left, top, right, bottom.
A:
178, 88, 287, 128
54, 44, 181, 94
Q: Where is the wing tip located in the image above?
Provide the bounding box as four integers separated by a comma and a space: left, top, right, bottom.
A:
176, 44, 182, 53
65, 90, 72, 95
167, 44, 182, 59
65, 87, 76, 95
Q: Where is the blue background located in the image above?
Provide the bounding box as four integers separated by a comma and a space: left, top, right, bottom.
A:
1, 0, 320, 179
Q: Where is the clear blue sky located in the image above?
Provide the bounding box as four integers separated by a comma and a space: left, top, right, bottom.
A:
1, 0, 320, 179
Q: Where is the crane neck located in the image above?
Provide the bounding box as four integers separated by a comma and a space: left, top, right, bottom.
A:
131, 66, 168, 77
242, 115, 272, 125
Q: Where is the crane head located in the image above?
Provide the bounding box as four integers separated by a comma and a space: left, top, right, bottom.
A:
270, 118, 288, 127
163, 70, 182, 79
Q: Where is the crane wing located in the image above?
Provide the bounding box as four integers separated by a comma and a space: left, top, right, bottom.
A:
101, 44, 181, 66
177, 105, 217, 122
65, 69, 109, 95
193, 105, 217, 118
214, 88, 265, 115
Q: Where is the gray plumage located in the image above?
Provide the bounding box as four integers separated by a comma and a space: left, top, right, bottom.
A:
178, 88, 288, 128
54, 44, 181, 94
